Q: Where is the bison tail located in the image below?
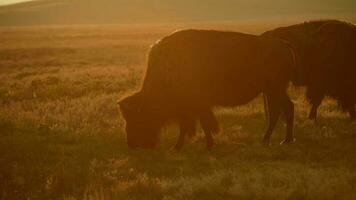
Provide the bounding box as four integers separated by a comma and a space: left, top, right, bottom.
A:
286, 44, 303, 86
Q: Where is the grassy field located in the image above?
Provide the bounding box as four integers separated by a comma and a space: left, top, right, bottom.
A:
0, 22, 356, 200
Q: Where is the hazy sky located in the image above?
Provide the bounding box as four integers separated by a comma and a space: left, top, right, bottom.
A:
0, 0, 31, 5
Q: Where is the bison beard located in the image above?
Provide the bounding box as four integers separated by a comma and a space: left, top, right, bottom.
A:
119, 29, 297, 150
262, 20, 356, 121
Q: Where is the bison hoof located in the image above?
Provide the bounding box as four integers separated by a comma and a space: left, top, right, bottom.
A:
280, 138, 296, 145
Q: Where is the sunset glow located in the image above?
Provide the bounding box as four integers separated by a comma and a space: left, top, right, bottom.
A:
1, 0, 355, 199
0, 0, 31, 5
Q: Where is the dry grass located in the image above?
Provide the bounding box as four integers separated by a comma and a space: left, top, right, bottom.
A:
0, 23, 356, 200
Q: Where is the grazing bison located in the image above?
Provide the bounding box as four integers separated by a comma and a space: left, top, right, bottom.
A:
119, 29, 297, 150
262, 20, 356, 120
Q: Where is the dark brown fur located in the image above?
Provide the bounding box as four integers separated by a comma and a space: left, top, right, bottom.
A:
119, 29, 297, 150
262, 20, 356, 120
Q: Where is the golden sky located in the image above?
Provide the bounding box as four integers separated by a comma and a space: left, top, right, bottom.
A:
0, 0, 31, 5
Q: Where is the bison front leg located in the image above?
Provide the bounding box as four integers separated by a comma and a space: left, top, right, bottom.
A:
200, 108, 219, 150
174, 117, 196, 151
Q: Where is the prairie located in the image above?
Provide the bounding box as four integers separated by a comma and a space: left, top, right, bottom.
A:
0, 22, 356, 200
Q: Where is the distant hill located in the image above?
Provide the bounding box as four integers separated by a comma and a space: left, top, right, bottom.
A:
0, 0, 355, 26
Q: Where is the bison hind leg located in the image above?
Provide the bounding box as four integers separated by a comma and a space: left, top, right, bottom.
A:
262, 93, 281, 145
344, 104, 356, 121
339, 100, 356, 121
350, 107, 356, 121
280, 95, 295, 145
174, 116, 197, 151
263, 91, 295, 145
200, 108, 219, 150
306, 87, 325, 120
200, 108, 220, 134
186, 127, 197, 139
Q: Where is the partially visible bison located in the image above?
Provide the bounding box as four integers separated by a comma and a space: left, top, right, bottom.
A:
119, 30, 297, 150
262, 20, 356, 120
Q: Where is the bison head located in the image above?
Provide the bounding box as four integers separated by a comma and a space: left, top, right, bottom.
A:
118, 92, 161, 149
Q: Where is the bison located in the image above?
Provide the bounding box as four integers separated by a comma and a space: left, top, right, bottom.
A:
119, 29, 297, 150
262, 20, 356, 120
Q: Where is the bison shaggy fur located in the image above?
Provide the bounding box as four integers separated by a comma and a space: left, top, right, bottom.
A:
262, 20, 356, 120
119, 29, 297, 150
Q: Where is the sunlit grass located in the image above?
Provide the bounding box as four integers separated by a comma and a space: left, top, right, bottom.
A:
0, 24, 356, 200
